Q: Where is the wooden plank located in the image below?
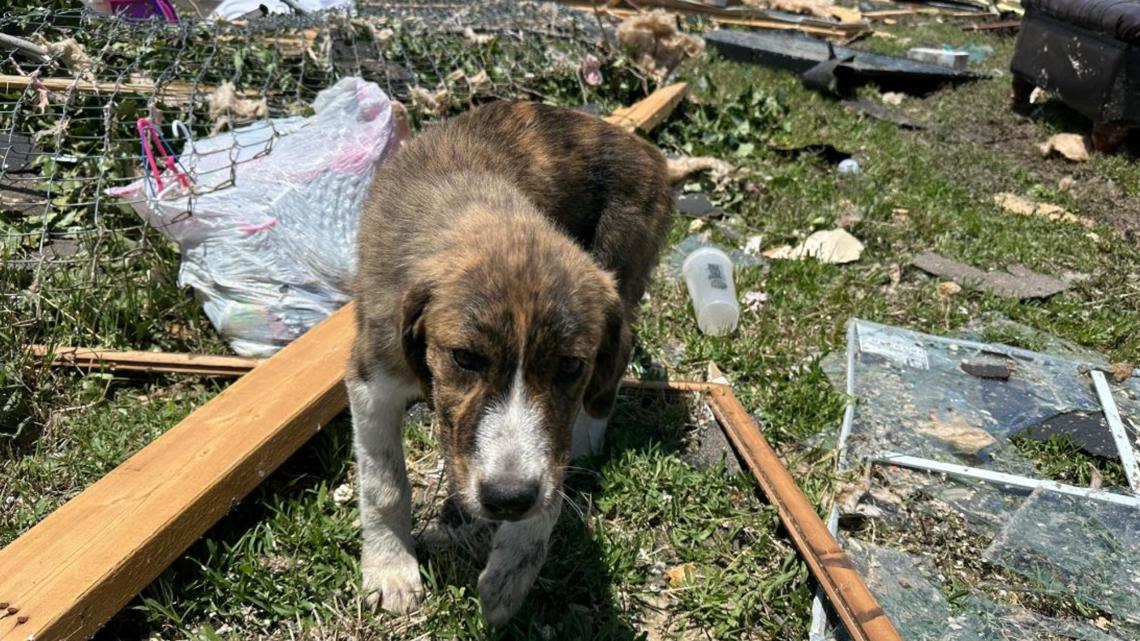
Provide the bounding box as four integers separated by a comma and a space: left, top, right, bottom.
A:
709, 16, 855, 38
0, 74, 251, 102
28, 345, 264, 377
0, 304, 354, 641
605, 82, 687, 131
216, 28, 319, 55
864, 7, 984, 19
962, 19, 1021, 31
2, 73, 185, 96
863, 8, 922, 17
558, 0, 869, 38
0, 88, 687, 641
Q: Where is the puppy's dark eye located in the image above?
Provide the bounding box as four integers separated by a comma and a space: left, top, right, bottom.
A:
555, 357, 584, 383
452, 349, 489, 373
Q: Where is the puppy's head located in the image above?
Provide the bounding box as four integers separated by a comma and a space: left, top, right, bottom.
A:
400, 216, 624, 522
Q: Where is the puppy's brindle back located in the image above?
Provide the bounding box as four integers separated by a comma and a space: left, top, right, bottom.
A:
350, 101, 672, 623
356, 102, 671, 367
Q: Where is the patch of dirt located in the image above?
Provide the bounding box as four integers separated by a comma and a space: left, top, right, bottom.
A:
1069, 173, 1140, 240
925, 86, 1140, 243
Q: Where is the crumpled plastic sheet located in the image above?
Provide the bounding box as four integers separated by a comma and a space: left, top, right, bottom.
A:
210, 0, 355, 20
984, 489, 1140, 627
111, 77, 404, 356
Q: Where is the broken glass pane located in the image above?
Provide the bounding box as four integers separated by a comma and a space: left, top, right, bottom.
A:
984, 489, 1140, 627
956, 314, 1112, 369
823, 538, 1128, 641
951, 593, 1124, 641
917, 476, 1029, 536
838, 320, 1135, 478
844, 538, 953, 641
816, 319, 1140, 641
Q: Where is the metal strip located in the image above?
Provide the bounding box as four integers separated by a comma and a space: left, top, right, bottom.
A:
1090, 369, 1140, 492
875, 453, 1140, 508
808, 506, 842, 641
810, 319, 860, 641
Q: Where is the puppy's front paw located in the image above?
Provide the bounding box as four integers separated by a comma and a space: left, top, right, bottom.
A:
477, 561, 540, 626
363, 556, 424, 615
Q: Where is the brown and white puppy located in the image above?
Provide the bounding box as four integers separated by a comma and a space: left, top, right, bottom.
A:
349, 101, 672, 624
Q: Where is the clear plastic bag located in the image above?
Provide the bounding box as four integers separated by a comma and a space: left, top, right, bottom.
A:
111, 78, 406, 356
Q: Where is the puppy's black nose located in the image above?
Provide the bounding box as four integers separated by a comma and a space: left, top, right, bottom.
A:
478, 479, 540, 520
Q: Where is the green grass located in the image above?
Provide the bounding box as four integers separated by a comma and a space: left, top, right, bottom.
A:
0, 378, 219, 545
1012, 434, 1130, 489
75, 394, 803, 641
3, 13, 1140, 641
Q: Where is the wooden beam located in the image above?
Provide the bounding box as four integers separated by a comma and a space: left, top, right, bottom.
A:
2, 73, 186, 97
28, 345, 264, 377
708, 16, 856, 38
864, 7, 984, 19
605, 81, 687, 131
216, 28, 319, 55
0, 305, 354, 641
0, 88, 687, 641
962, 19, 1021, 31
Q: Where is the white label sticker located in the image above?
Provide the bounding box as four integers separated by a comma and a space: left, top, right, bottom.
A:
859, 332, 930, 370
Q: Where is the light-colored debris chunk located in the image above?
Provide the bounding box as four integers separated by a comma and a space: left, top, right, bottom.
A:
767, 229, 864, 264
1038, 133, 1090, 162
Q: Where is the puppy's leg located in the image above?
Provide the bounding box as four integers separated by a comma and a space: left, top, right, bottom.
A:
349, 367, 423, 614
478, 500, 562, 625
571, 402, 615, 459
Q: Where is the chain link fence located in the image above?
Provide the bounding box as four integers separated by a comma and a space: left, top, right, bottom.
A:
1, 0, 647, 436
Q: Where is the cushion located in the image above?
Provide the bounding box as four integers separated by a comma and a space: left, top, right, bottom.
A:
1024, 0, 1140, 44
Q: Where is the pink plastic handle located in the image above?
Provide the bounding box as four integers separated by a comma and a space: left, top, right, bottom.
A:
137, 117, 190, 193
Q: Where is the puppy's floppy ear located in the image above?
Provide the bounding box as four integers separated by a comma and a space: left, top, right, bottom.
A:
400, 279, 434, 391
583, 293, 631, 419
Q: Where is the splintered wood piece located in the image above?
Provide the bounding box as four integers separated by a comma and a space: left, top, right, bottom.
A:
604, 82, 688, 132
0, 305, 354, 641
29, 345, 264, 377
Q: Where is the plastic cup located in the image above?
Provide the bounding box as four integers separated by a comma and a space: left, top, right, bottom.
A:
681, 246, 740, 336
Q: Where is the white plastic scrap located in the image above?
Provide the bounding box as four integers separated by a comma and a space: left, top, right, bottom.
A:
210, 0, 355, 20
